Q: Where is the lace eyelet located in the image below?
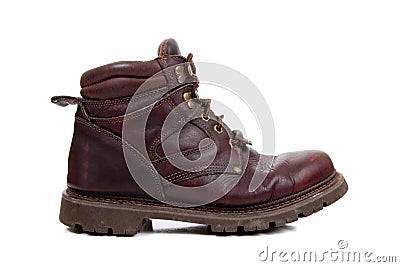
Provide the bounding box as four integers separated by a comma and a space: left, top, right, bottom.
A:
175, 65, 184, 75
233, 166, 242, 174
187, 99, 195, 109
177, 75, 186, 83
202, 114, 210, 121
214, 124, 223, 134
182, 91, 192, 101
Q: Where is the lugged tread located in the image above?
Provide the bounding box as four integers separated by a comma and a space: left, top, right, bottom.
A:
60, 173, 348, 236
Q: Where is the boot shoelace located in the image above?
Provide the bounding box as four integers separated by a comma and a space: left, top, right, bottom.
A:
185, 54, 252, 147
197, 90, 252, 147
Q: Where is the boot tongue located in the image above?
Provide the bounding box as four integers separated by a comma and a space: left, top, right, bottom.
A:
158, 38, 181, 57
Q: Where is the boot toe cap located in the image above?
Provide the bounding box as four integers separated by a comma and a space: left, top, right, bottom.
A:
269, 150, 335, 200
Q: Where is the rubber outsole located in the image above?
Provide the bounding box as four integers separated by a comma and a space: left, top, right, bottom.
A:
59, 172, 348, 236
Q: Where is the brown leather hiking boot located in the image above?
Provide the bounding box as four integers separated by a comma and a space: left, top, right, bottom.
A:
52, 38, 348, 236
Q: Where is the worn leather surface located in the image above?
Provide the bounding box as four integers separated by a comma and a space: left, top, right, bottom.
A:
62, 38, 336, 207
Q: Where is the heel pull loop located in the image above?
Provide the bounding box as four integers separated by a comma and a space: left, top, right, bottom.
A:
51, 96, 82, 107
51, 95, 91, 120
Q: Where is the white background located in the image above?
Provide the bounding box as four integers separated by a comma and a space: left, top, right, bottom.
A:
1, 0, 399, 266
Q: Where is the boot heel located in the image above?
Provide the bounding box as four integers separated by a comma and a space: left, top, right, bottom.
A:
59, 190, 151, 236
